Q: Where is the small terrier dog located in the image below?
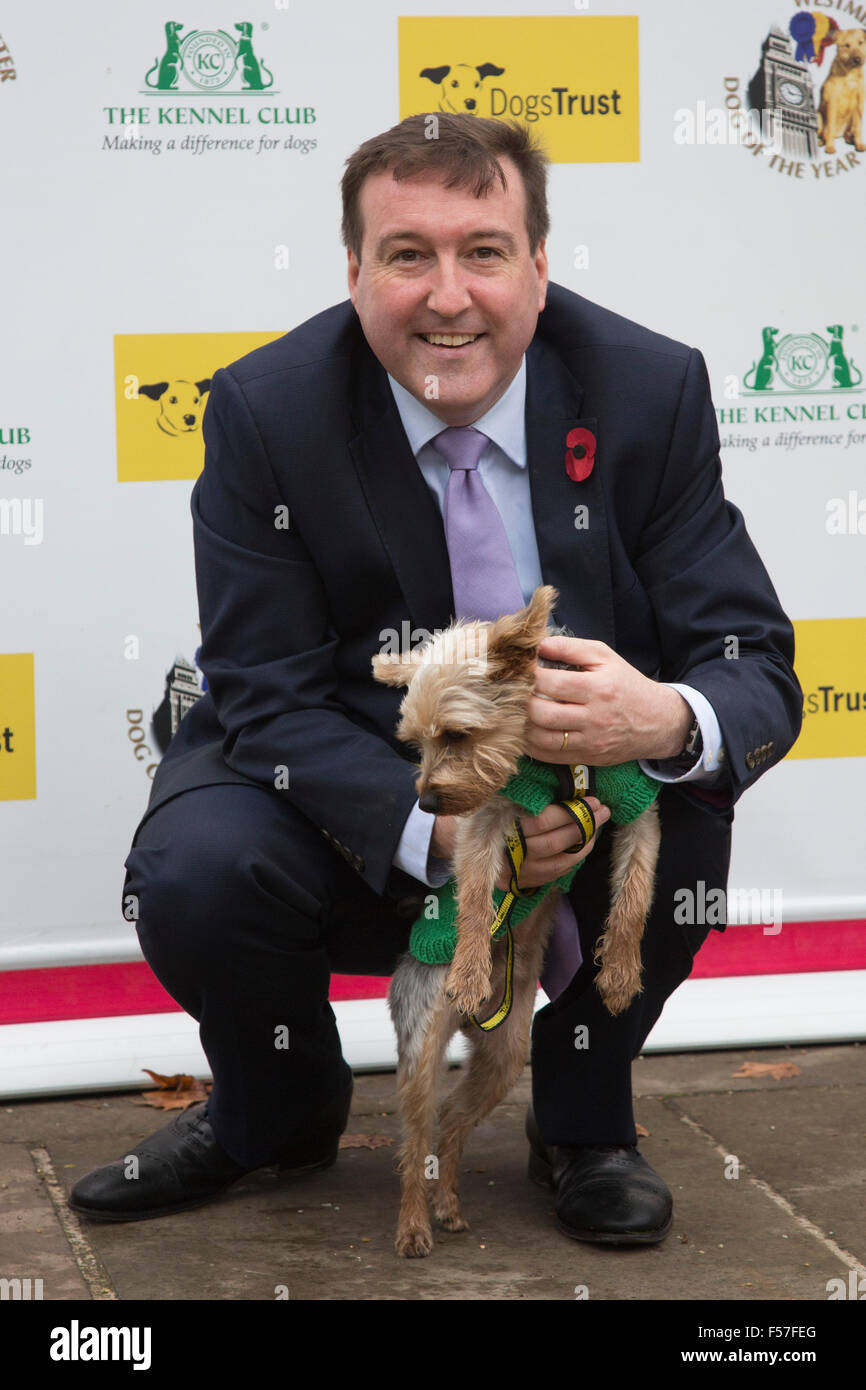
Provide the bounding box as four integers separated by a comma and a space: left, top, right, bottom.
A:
372, 585, 660, 1257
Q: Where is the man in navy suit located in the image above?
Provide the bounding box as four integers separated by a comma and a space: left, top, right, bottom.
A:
71, 115, 801, 1243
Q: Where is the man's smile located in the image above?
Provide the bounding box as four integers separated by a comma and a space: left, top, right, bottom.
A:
416, 331, 486, 350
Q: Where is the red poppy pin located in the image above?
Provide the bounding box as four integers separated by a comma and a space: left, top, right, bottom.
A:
565, 427, 596, 482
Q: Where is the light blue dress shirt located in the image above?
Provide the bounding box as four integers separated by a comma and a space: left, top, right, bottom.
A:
386, 358, 726, 888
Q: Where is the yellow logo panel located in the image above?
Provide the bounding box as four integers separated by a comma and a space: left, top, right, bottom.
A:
114, 332, 284, 482
0, 654, 36, 800
398, 15, 639, 164
790, 618, 866, 759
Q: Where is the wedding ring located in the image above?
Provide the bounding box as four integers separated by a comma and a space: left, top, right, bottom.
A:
560, 730, 569, 752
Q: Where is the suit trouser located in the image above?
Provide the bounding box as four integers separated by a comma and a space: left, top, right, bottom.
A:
122, 781, 730, 1170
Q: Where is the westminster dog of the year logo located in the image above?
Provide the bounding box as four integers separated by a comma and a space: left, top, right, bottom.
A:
144, 21, 274, 92
724, 9, 866, 179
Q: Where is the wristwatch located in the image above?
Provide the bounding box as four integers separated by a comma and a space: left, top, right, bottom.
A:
682, 715, 702, 760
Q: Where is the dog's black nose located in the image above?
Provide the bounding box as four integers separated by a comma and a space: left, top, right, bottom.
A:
465, 99, 476, 110
184, 414, 196, 426
418, 790, 440, 814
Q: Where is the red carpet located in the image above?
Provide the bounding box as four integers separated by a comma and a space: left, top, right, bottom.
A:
0, 919, 863, 1026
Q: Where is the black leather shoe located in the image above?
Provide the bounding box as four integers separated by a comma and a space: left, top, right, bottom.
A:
69, 1070, 353, 1223
68, 1102, 250, 1222
526, 1107, 673, 1245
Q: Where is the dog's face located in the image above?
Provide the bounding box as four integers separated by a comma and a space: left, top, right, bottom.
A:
419, 63, 505, 115
439, 63, 484, 113
138, 378, 211, 436
372, 586, 556, 816
833, 29, 866, 71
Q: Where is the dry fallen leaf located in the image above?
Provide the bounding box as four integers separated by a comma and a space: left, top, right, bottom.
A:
338, 1133, 394, 1150
636, 1122, 650, 1138
138, 1069, 212, 1109
732, 1061, 801, 1080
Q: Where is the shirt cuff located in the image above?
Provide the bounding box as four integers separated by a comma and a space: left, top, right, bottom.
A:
639, 683, 727, 785
393, 799, 453, 887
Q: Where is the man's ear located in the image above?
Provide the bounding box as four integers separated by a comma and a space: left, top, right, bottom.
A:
535, 238, 548, 311
486, 585, 558, 682
371, 648, 424, 687
347, 248, 359, 306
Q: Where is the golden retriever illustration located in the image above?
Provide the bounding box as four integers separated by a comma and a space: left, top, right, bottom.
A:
818, 28, 866, 154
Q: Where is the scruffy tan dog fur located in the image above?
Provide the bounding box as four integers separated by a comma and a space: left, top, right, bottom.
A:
372, 585, 660, 1257
818, 28, 866, 155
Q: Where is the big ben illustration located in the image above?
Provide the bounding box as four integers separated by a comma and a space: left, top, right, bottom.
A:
748, 25, 818, 158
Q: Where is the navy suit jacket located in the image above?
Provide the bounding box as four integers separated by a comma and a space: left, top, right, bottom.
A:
141, 282, 802, 900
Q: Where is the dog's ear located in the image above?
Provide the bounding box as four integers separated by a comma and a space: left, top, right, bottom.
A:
371, 648, 425, 687
476, 63, 505, 79
486, 585, 559, 682
138, 381, 169, 401
420, 65, 450, 84
195, 379, 212, 396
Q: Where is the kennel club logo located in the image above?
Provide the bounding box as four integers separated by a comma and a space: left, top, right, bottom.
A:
724, 5, 866, 179
104, 19, 319, 154
398, 15, 639, 164
114, 331, 282, 482
743, 323, 863, 394
143, 21, 275, 92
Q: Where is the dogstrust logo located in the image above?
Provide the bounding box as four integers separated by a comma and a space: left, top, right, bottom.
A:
113, 331, 282, 482
398, 15, 639, 163
722, 5, 866, 181
103, 18, 319, 156
0, 654, 36, 801
791, 618, 866, 759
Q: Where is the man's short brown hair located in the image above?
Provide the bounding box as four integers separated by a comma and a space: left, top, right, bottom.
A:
341, 113, 550, 262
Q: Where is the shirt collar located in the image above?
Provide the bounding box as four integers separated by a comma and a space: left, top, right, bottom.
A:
386, 356, 527, 468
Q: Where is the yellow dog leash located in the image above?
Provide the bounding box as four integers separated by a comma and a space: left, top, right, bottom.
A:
470, 781, 596, 1032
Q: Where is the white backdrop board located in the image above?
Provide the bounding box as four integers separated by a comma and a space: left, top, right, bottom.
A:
1, 0, 864, 1094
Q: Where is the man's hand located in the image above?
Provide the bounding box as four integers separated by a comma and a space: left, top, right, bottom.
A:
526, 636, 693, 766
431, 800, 610, 892
430, 814, 458, 862
492, 798, 610, 891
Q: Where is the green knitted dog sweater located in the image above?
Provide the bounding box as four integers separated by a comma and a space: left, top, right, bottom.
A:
409, 758, 659, 965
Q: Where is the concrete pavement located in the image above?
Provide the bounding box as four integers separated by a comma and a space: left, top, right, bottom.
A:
1, 1043, 864, 1302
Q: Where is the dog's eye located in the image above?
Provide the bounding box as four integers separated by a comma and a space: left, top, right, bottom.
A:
441, 729, 468, 743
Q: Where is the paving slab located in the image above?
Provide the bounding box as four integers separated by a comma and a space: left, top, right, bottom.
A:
0, 1142, 91, 1301
0, 1046, 862, 1301
665, 1086, 866, 1267
631, 1042, 866, 1096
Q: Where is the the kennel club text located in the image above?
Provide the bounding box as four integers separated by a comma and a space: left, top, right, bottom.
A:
103, 105, 315, 125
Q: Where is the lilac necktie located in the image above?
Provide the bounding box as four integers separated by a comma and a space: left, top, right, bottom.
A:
430, 425, 582, 1000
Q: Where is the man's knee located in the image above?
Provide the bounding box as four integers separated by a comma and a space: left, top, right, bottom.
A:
123, 786, 327, 960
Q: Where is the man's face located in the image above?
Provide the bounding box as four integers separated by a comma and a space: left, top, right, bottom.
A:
347, 156, 548, 426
